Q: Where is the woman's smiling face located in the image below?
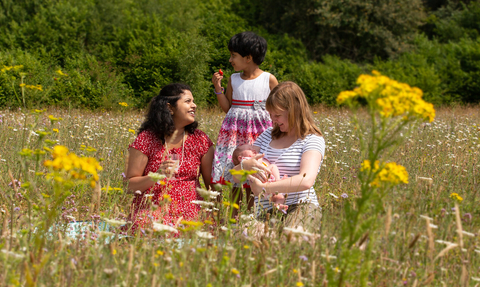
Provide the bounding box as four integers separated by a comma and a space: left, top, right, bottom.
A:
269, 108, 289, 133
171, 90, 196, 126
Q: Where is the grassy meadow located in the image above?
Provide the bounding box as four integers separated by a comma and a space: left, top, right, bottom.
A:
0, 105, 479, 286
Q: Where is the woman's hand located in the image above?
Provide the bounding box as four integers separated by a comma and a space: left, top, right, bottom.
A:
157, 159, 177, 178
242, 154, 270, 182
247, 175, 266, 196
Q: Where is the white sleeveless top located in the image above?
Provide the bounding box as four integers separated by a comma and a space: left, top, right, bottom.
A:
231, 72, 271, 101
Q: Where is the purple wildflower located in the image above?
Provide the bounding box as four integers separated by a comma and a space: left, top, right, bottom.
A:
299, 255, 308, 261
341, 193, 348, 199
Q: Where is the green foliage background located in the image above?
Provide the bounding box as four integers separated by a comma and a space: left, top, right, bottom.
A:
0, 0, 479, 108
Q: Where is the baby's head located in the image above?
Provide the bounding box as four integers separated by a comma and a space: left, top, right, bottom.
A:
232, 144, 257, 165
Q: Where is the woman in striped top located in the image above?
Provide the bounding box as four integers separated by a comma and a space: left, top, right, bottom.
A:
231, 81, 325, 233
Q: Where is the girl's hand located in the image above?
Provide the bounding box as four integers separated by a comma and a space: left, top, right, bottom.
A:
247, 175, 265, 196
212, 71, 224, 93
157, 160, 176, 178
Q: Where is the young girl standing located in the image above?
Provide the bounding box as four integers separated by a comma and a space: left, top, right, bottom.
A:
211, 31, 278, 211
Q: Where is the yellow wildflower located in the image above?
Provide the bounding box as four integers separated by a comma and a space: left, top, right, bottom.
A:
336, 71, 435, 122
231, 268, 240, 275
296, 282, 304, 287
450, 193, 463, 202
118, 102, 128, 107
56, 69, 68, 76
180, 220, 204, 227
361, 160, 408, 187
53, 128, 59, 133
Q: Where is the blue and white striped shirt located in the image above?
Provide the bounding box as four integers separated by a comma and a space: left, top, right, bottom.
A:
253, 127, 325, 212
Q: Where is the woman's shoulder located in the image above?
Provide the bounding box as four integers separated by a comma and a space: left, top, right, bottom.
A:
261, 127, 273, 137
136, 129, 158, 142
190, 129, 213, 142
303, 133, 324, 142
191, 129, 208, 137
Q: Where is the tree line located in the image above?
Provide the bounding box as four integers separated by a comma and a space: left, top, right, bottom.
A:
0, 0, 479, 109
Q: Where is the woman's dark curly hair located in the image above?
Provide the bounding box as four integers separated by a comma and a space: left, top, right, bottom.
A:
138, 83, 198, 144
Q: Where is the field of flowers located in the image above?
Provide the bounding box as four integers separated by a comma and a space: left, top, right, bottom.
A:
0, 96, 479, 286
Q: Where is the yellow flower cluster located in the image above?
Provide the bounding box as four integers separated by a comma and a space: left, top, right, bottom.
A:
48, 115, 63, 122
337, 71, 435, 122
1, 65, 23, 72
19, 83, 43, 91
449, 192, 463, 202
56, 69, 68, 77
43, 145, 103, 187
118, 102, 128, 107
360, 160, 409, 187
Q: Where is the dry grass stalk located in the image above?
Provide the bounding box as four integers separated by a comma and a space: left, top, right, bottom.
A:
92, 181, 102, 214
454, 202, 464, 249
454, 203, 468, 286
425, 218, 435, 261
434, 243, 458, 262
385, 206, 392, 237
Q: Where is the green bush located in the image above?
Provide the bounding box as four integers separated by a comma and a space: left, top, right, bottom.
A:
289, 55, 363, 106
423, 1, 480, 43
0, 51, 133, 109
235, 0, 427, 61
0, 0, 479, 108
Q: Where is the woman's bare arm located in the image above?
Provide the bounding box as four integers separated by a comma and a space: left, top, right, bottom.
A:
248, 150, 323, 196
200, 145, 215, 190
125, 148, 156, 193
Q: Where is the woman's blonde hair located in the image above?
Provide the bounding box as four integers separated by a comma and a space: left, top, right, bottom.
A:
266, 81, 322, 140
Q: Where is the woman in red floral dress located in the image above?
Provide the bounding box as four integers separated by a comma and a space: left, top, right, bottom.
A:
124, 83, 214, 234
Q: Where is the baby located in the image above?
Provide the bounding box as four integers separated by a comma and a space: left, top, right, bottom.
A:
232, 144, 288, 212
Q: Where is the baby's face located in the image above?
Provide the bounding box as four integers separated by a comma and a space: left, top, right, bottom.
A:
239, 145, 257, 159
240, 149, 256, 158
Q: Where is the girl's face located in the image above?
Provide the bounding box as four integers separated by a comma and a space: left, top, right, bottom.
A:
229, 51, 250, 72
171, 90, 196, 126
269, 108, 290, 133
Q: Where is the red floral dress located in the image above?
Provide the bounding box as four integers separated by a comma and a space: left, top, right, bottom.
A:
125, 129, 213, 234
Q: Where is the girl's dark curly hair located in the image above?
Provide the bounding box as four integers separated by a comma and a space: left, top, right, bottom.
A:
138, 83, 198, 144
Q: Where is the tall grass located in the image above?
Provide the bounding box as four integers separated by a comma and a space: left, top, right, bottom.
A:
0, 105, 479, 286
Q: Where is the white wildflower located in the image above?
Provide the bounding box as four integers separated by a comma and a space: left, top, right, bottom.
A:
102, 218, 127, 227
435, 240, 455, 245
283, 226, 318, 237
148, 172, 166, 182
191, 200, 214, 207
417, 177, 433, 183
240, 214, 255, 221
196, 231, 214, 239
1, 249, 24, 259
460, 230, 475, 237
321, 253, 337, 260
196, 188, 220, 199
328, 193, 338, 199
419, 215, 433, 221
220, 226, 228, 231
152, 222, 178, 233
